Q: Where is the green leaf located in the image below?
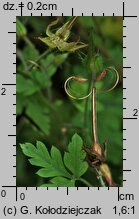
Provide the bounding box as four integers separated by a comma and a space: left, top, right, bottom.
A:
51, 177, 75, 186
16, 18, 27, 38
30, 70, 51, 88
16, 94, 27, 116
20, 141, 51, 168
37, 146, 71, 178
23, 45, 39, 61
41, 53, 68, 78
16, 75, 39, 96
20, 134, 89, 186
26, 101, 50, 135
41, 177, 75, 187
20, 141, 71, 179
64, 133, 88, 179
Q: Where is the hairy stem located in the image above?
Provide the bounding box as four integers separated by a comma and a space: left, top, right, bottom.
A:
92, 86, 98, 144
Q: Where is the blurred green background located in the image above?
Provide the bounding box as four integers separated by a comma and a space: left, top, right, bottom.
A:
16, 16, 123, 186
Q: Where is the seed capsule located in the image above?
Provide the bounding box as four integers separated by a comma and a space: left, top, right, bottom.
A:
92, 143, 102, 159
100, 163, 114, 186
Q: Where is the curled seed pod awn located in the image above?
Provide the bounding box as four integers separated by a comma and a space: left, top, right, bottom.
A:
73, 77, 88, 83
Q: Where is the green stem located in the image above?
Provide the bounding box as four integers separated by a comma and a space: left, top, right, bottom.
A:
40, 64, 52, 101
95, 169, 106, 187
23, 35, 34, 48
17, 49, 28, 71
83, 81, 92, 144
78, 178, 93, 187
92, 86, 98, 143
27, 48, 52, 72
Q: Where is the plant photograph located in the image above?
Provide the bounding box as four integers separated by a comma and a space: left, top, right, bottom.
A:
16, 16, 123, 187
